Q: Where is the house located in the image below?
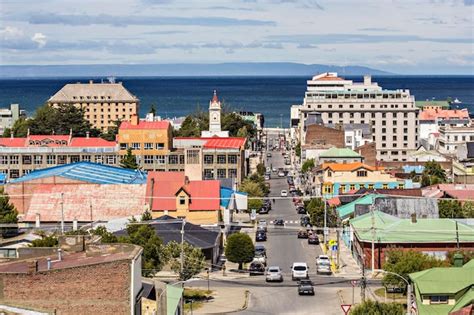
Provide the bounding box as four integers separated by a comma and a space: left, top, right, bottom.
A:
407, 146, 448, 162
415, 100, 450, 110
423, 184, 474, 202
5, 162, 147, 224
318, 147, 363, 164
342, 124, 373, 150
350, 211, 474, 269
146, 172, 222, 225
315, 162, 412, 198
0, 241, 143, 315
419, 108, 470, 143
409, 260, 474, 315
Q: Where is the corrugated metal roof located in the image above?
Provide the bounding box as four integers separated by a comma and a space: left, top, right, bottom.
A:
319, 147, 361, 158
10, 162, 147, 185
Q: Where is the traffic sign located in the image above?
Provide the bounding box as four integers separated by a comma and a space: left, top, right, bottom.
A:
351, 280, 358, 287
341, 304, 351, 314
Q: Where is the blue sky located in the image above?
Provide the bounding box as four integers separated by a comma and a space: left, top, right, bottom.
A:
0, 0, 473, 74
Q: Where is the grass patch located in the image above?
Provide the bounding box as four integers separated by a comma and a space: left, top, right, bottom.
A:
184, 288, 214, 312
374, 287, 406, 300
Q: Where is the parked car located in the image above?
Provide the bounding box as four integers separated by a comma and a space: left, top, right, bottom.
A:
258, 206, 269, 214
266, 266, 284, 282
298, 280, 315, 295
296, 206, 306, 214
258, 219, 267, 230
255, 245, 266, 257
291, 262, 309, 280
297, 229, 309, 239
300, 216, 311, 227
280, 190, 288, 197
272, 167, 277, 172
249, 262, 266, 276
266, 153, 272, 158
316, 255, 330, 265
316, 261, 331, 275
264, 174, 270, 181
273, 219, 284, 226
256, 231, 267, 242
278, 171, 285, 177
266, 167, 271, 173
253, 252, 267, 266
285, 159, 291, 165
308, 234, 319, 245
263, 199, 272, 210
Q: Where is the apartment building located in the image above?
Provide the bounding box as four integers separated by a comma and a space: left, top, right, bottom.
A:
0, 104, 24, 135
0, 133, 117, 180
437, 125, 474, 155
292, 72, 419, 161
48, 80, 139, 131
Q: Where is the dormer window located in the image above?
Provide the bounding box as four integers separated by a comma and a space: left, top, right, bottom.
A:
179, 196, 186, 205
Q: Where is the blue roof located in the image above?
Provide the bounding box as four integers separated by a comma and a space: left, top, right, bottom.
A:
220, 187, 247, 208
10, 162, 147, 185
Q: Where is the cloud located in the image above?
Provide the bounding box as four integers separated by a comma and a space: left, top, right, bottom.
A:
31, 33, 47, 47
358, 27, 399, 32
267, 33, 473, 44
447, 52, 474, 65
297, 43, 318, 49
0, 26, 24, 39
28, 13, 275, 27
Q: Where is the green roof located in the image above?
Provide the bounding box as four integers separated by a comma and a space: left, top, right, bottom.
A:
451, 288, 474, 313
167, 284, 184, 315
409, 267, 474, 294
336, 194, 380, 219
463, 259, 474, 268
319, 147, 361, 158
350, 211, 474, 243
415, 100, 450, 108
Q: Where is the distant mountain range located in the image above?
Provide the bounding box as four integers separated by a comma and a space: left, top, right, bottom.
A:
0, 63, 392, 78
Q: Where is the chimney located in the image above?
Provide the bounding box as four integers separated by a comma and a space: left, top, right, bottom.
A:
86, 131, 90, 139
184, 176, 190, 185
28, 260, 39, 274
73, 218, 78, 231
35, 213, 41, 228
363, 75, 372, 85
131, 114, 139, 126
89, 80, 93, 84
411, 213, 417, 224
453, 253, 464, 267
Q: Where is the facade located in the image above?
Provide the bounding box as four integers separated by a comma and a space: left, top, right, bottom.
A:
0, 134, 117, 180
316, 162, 411, 198
415, 100, 450, 110
350, 211, 474, 269
0, 104, 23, 135
117, 115, 178, 171
342, 123, 373, 150
201, 91, 229, 138
318, 147, 363, 164
0, 242, 143, 315
437, 125, 474, 155
409, 261, 474, 315
293, 72, 419, 161
47, 80, 139, 131
146, 172, 221, 224
419, 108, 470, 142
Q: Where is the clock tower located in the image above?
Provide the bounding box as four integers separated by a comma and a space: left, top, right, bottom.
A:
201, 90, 229, 137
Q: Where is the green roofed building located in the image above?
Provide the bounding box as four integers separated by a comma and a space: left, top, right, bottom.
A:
416, 100, 450, 109
318, 147, 363, 164
336, 194, 380, 219
409, 260, 474, 315
349, 211, 474, 269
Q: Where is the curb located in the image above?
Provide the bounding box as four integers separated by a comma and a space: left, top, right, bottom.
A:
221, 290, 250, 314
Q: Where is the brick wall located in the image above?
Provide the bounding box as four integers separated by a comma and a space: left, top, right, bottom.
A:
305, 125, 344, 147
0, 260, 131, 315
355, 142, 377, 166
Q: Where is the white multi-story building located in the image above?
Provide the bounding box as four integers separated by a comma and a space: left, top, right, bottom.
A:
437, 125, 474, 155
292, 72, 419, 161
342, 124, 373, 150
0, 104, 24, 135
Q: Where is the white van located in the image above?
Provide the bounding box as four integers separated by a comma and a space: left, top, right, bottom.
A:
291, 262, 309, 280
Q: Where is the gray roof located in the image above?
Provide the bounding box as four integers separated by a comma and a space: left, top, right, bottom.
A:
48, 82, 138, 103
343, 124, 372, 136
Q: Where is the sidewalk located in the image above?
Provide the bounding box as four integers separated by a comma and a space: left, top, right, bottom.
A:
337, 238, 361, 277
191, 287, 249, 315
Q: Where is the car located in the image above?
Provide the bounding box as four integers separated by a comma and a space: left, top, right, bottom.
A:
272, 167, 277, 172
291, 262, 309, 280
258, 219, 267, 228
266, 152, 272, 158
264, 175, 270, 181
285, 159, 291, 166
316, 255, 330, 265
263, 199, 272, 209
249, 262, 266, 276
253, 252, 267, 266
255, 245, 266, 257
258, 206, 269, 214
297, 207, 306, 214
298, 280, 315, 295
317, 261, 332, 275
280, 190, 288, 197
256, 231, 267, 242
297, 229, 309, 239
266, 266, 284, 282
273, 219, 284, 226
308, 234, 319, 245
266, 166, 271, 172
278, 171, 285, 177
300, 216, 311, 227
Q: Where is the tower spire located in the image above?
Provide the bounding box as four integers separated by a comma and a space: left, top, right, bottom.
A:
212, 90, 218, 103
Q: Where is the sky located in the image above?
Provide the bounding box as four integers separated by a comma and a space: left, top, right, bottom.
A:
0, 0, 473, 74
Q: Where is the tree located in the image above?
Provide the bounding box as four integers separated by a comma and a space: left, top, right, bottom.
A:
149, 104, 157, 116
306, 198, 338, 228
141, 210, 153, 221
256, 163, 266, 176
382, 249, 447, 290
446, 250, 474, 266
0, 188, 19, 237
8, 117, 30, 137
178, 116, 201, 137
438, 199, 464, 218
29, 234, 59, 247
295, 142, 301, 158
462, 201, 474, 218
225, 233, 255, 270
100, 120, 121, 141
421, 161, 447, 187
92, 226, 118, 243
240, 179, 265, 212
351, 300, 404, 315
164, 241, 205, 281
120, 148, 139, 169
302, 159, 315, 173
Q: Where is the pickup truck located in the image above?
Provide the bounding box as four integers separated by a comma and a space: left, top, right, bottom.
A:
298, 280, 315, 295
316, 255, 332, 275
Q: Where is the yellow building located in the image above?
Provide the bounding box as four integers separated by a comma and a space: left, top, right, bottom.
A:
118, 115, 175, 170
48, 80, 139, 131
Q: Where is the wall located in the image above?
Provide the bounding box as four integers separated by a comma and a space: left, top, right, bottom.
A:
118, 125, 172, 157
0, 260, 131, 315
151, 209, 219, 225
305, 124, 344, 147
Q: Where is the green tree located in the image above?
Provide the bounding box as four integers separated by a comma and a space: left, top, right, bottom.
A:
92, 226, 118, 243
351, 300, 404, 315
120, 148, 139, 169
222, 112, 255, 138
438, 199, 464, 218
382, 249, 447, 290
141, 211, 153, 221
446, 250, 474, 266
100, 120, 122, 141
306, 198, 338, 228
421, 161, 447, 187
240, 179, 265, 212
0, 188, 19, 237
164, 241, 205, 281
256, 163, 266, 176
302, 159, 315, 173
178, 116, 201, 137
462, 201, 474, 218
29, 234, 59, 247
225, 233, 255, 270
295, 142, 301, 158
2, 128, 11, 138
9, 117, 30, 137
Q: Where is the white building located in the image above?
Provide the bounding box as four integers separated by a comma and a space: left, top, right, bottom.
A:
342, 124, 373, 150
0, 104, 23, 135
419, 108, 470, 143
201, 90, 229, 138
292, 72, 419, 161
437, 125, 474, 155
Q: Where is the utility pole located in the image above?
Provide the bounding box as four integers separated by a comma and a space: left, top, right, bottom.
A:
370, 201, 376, 273
323, 197, 327, 245
336, 228, 340, 269
180, 219, 186, 276
89, 200, 93, 226
361, 260, 366, 302
456, 221, 460, 249
60, 192, 65, 234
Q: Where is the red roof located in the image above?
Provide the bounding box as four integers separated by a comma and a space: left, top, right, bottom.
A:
147, 171, 220, 211
70, 137, 116, 147
120, 120, 170, 130
327, 197, 341, 207
419, 108, 469, 120
0, 138, 26, 147
28, 135, 70, 141
203, 137, 246, 149
212, 90, 219, 103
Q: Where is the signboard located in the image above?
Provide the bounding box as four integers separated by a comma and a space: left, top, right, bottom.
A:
250, 209, 257, 221
340, 304, 351, 315
351, 280, 358, 287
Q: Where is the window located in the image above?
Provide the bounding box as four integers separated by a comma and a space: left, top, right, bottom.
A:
82, 155, 91, 162
179, 155, 185, 164
368, 184, 374, 190
0, 156, 7, 165
186, 150, 200, 164
228, 169, 237, 178
156, 143, 165, 150
217, 155, 226, 164
204, 155, 214, 164
398, 184, 405, 189
169, 155, 178, 164
144, 155, 153, 164
156, 155, 166, 164
47, 155, 56, 164
95, 156, 103, 164
144, 143, 153, 150
22, 155, 32, 165
350, 184, 356, 191
357, 170, 367, 177
228, 155, 237, 164
179, 196, 186, 205
69, 155, 79, 163
107, 155, 116, 165
430, 296, 448, 304
346, 136, 352, 144
131, 143, 140, 150
323, 185, 332, 194
204, 169, 214, 179
382, 183, 389, 189
10, 169, 19, 179
217, 169, 226, 179
9, 156, 19, 165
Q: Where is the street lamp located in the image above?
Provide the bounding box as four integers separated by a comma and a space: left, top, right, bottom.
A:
373, 269, 412, 315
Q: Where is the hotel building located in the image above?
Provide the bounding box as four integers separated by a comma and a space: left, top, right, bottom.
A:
47, 80, 139, 131
292, 73, 419, 161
